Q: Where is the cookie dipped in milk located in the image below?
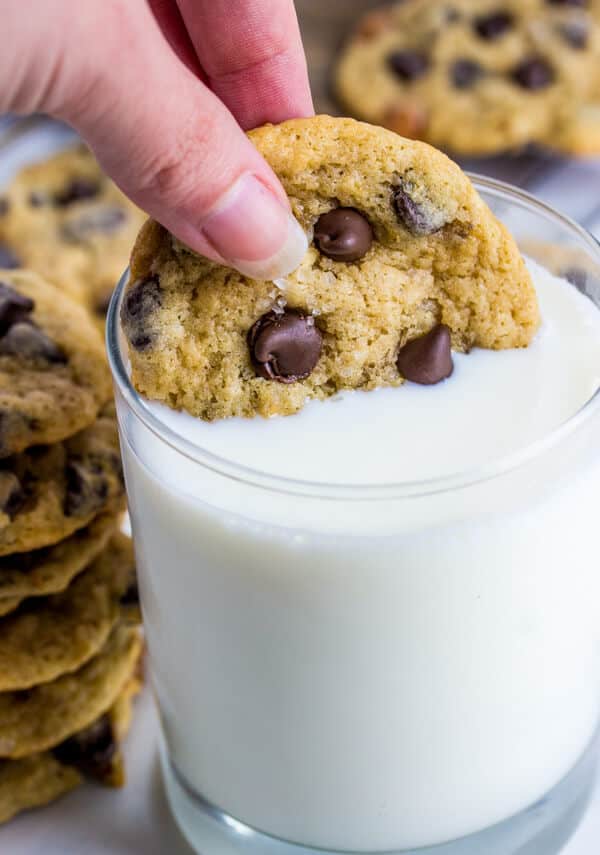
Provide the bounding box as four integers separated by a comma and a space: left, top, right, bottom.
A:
111, 117, 600, 855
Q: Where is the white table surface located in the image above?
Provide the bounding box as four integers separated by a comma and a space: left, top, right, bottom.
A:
1, 119, 600, 854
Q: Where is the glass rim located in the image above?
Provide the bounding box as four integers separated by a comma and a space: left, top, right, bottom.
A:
107, 175, 600, 501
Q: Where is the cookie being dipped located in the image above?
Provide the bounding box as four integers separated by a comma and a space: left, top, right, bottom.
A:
122, 116, 538, 421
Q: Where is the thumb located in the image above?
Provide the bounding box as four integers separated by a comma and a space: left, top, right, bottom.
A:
13, 2, 308, 280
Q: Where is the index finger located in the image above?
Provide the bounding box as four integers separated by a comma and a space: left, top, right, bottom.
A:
175, 0, 314, 129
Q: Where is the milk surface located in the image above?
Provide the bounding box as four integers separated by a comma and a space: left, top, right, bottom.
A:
151, 260, 600, 485
118, 261, 600, 852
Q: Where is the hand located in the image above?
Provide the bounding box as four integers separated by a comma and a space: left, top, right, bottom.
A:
0, 0, 314, 278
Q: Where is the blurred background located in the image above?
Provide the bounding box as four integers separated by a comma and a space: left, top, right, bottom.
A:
0, 0, 599, 236
295, 0, 600, 237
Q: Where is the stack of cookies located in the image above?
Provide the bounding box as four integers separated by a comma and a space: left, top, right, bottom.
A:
0, 269, 142, 824
0, 145, 146, 325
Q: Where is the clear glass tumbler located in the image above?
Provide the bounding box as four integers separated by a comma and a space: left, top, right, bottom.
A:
107, 178, 600, 855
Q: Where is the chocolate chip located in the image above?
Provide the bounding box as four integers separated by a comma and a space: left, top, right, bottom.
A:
0, 472, 25, 518
393, 181, 445, 236
0, 282, 33, 335
560, 21, 588, 49
452, 59, 485, 89
0, 322, 66, 363
546, 0, 587, 5
0, 244, 20, 270
53, 714, 116, 780
54, 178, 100, 207
387, 50, 430, 81
0, 199, 9, 216
474, 11, 514, 40
121, 578, 139, 606
397, 324, 453, 385
512, 58, 555, 90
314, 208, 373, 262
248, 310, 323, 383
62, 207, 126, 242
64, 459, 110, 517
121, 276, 162, 352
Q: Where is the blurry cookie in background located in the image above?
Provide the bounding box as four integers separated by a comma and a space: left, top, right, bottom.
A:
0, 271, 112, 457
334, 0, 600, 156
0, 146, 146, 320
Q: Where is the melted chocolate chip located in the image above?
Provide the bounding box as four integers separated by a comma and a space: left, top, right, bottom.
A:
64, 459, 110, 517
314, 208, 373, 262
0, 322, 66, 363
0, 199, 9, 216
248, 310, 323, 383
397, 324, 453, 385
0, 244, 21, 270
452, 59, 484, 89
546, 0, 587, 6
120, 276, 162, 352
560, 21, 588, 49
512, 58, 555, 90
0, 471, 25, 518
0, 282, 33, 335
62, 207, 126, 242
393, 182, 445, 236
387, 50, 430, 81
54, 714, 116, 779
474, 11, 514, 40
54, 178, 100, 207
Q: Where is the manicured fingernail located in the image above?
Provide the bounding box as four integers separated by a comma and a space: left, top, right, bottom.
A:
201, 173, 308, 279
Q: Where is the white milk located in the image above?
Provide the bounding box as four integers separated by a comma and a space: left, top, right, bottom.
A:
117, 261, 600, 851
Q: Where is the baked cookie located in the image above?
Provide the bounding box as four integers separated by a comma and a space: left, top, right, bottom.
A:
0, 624, 141, 757
0, 145, 146, 317
334, 0, 600, 156
0, 534, 137, 692
0, 642, 143, 825
0, 503, 123, 605
123, 116, 539, 421
555, 100, 600, 154
0, 270, 112, 457
0, 403, 124, 556
0, 596, 21, 618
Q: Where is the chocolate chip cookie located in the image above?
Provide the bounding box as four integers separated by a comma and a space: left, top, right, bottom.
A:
0, 679, 141, 824
0, 145, 146, 317
123, 115, 538, 420
0, 534, 137, 692
0, 623, 142, 757
0, 503, 124, 609
334, 0, 600, 155
0, 629, 142, 824
0, 270, 112, 457
0, 404, 124, 556
0, 596, 22, 618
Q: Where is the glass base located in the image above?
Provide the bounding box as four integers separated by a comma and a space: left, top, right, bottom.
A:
161, 729, 599, 855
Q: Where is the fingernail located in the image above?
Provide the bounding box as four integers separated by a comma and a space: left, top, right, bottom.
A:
201, 173, 308, 279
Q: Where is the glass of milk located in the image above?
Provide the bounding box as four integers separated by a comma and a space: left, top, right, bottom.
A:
108, 178, 600, 855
